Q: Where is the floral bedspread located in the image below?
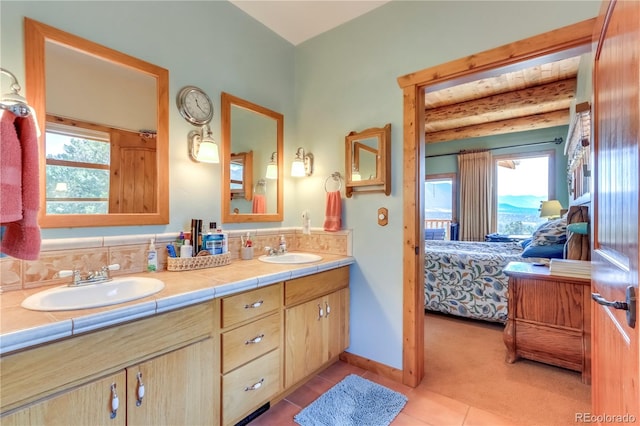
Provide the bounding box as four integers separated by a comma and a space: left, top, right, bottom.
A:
424, 240, 530, 323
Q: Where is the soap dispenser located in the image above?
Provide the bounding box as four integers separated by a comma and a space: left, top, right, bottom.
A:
279, 235, 287, 253
147, 238, 158, 272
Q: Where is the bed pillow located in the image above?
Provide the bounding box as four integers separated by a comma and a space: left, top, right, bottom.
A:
529, 218, 567, 247
521, 243, 565, 259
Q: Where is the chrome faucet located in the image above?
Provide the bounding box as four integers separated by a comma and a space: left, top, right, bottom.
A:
59, 264, 121, 287
263, 246, 278, 256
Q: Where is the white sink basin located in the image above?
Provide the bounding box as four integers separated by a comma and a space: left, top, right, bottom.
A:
258, 252, 323, 264
21, 277, 165, 311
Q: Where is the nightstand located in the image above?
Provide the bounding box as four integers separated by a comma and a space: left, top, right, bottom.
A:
503, 262, 591, 384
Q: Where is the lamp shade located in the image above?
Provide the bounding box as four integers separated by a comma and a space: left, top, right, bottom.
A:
291, 159, 305, 177
266, 163, 278, 179
196, 139, 219, 163
539, 200, 562, 219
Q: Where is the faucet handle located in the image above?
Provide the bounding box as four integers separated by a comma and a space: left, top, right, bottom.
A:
102, 264, 121, 272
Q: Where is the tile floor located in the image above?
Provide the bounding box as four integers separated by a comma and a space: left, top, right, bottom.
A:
249, 360, 515, 426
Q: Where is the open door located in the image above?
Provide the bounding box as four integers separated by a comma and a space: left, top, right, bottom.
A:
591, 0, 639, 420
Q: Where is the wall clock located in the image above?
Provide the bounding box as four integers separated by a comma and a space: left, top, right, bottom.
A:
176, 85, 214, 125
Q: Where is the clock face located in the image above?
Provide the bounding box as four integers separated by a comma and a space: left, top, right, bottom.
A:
177, 86, 214, 125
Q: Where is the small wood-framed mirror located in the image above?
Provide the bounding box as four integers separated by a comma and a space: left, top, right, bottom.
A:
230, 151, 253, 200
345, 123, 391, 197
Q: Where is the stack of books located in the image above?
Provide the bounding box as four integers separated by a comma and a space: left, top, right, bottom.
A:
549, 259, 591, 278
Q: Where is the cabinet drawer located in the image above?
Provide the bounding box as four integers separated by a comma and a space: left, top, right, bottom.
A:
222, 349, 281, 426
221, 284, 281, 328
516, 321, 583, 368
285, 267, 349, 306
221, 313, 280, 374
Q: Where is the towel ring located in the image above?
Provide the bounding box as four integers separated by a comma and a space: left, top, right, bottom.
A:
254, 179, 266, 195
324, 172, 343, 192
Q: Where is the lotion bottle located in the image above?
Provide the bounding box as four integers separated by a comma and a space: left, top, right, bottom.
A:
147, 238, 158, 272
180, 239, 193, 258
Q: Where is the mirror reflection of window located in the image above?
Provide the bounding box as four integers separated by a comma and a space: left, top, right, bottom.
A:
45, 122, 110, 215
230, 159, 244, 191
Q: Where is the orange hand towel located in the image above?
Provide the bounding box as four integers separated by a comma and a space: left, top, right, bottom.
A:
323, 190, 342, 232
0, 111, 41, 260
252, 194, 266, 214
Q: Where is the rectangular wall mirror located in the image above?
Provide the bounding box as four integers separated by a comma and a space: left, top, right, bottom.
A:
25, 18, 169, 228
345, 123, 391, 197
221, 92, 283, 223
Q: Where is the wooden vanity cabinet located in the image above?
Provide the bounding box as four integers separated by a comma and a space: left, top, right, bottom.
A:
284, 267, 350, 387
219, 284, 283, 426
0, 302, 217, 426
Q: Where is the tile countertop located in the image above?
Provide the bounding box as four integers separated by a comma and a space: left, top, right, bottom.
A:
0, 253, 354, 355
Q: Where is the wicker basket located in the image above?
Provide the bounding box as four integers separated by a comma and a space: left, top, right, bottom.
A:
167, 252, 231, 271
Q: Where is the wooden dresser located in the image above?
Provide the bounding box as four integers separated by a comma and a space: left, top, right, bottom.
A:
503, 262, 591, 384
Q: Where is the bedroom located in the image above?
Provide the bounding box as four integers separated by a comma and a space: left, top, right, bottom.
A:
421, 52, 593, 323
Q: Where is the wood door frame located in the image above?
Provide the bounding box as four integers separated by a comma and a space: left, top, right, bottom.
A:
396, 18, 596, 387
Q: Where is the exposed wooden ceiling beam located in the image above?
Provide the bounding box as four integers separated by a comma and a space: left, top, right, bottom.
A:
426, 109, 569, 143
425, 78, 576, 132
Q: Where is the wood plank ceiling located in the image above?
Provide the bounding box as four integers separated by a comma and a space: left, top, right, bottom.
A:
424, 56, 581, 143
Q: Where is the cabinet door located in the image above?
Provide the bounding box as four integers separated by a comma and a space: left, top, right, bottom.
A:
325, 288, 349, 360
1, 372, 126, 426
285, 297, 326, 386
127, 338, 215, 426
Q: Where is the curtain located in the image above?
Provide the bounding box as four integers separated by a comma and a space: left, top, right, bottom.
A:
458, 150, 495, 241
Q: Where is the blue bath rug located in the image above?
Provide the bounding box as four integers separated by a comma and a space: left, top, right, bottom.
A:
294, 374, 408, 426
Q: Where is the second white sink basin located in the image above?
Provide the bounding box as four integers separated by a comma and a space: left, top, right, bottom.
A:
21, 276, 165, 311
258, 252, 322, 264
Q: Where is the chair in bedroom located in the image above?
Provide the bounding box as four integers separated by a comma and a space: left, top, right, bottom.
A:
425, 228, 446, 240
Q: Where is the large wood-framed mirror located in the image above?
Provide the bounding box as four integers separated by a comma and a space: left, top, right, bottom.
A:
221, 92, 283, 223
24, 18, 169, 228
345, 123, 391, 198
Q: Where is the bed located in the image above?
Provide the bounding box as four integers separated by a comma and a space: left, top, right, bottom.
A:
424, 240, 536, 323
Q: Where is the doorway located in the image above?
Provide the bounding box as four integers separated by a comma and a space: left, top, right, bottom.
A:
396, 18, 596, 387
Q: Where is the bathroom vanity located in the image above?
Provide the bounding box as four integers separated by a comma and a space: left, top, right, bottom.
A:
0, 262, 351, 426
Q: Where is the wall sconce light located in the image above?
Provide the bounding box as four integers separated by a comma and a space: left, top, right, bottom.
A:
188, 124, 219, 163
539, 200, 563, 220
291, 147, 313, 177
265, 151, 278, 179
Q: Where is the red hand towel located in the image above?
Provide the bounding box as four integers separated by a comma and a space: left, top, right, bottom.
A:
0, 111, 41, 260
323, 190, 342, 232
252, 194, 266, 214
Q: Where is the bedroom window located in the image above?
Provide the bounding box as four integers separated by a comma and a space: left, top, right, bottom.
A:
425, 173, 456, 239
494, 151, 554, 236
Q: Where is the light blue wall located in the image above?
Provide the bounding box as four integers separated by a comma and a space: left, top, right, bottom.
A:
293, 1, 599, 368
0, 1, 296, 238
1, 0, 600, 370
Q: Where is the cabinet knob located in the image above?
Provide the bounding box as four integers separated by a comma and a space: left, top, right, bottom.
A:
244, 378, 264, 391
135, 372, 145, 407
110, 383, 119, 419
245, 334, 265, 345
244, 300, 264, 309
317, 303, 324, 320
325, 301, 331, 318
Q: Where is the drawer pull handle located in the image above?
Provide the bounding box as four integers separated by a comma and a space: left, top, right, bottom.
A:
135, 372, 145, 407
110, 383, 119, 419
317, 303, 324, 320
244, 378, 264, 391
245, 300, 264, 309
245, 334, 265, 345
325, 301, 331, 318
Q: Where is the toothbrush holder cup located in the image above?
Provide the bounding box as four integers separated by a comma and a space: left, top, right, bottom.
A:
241, 246, 254, 260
